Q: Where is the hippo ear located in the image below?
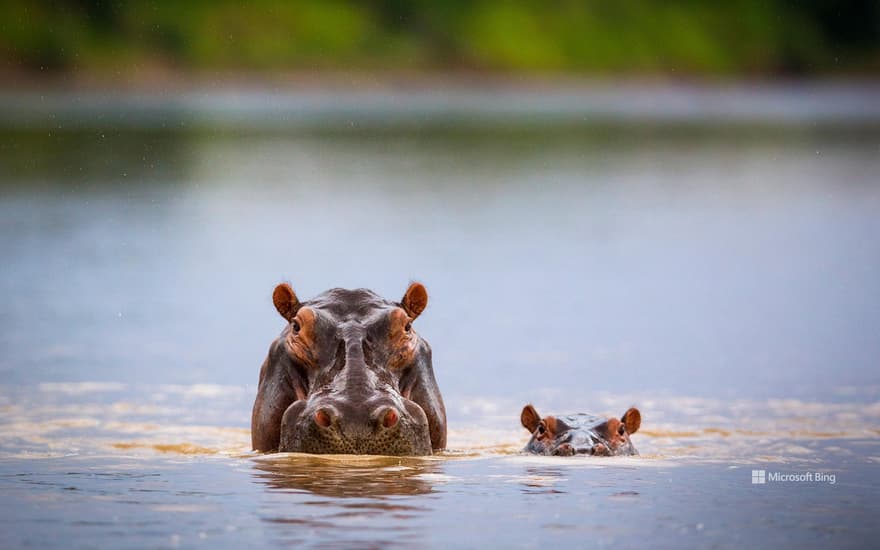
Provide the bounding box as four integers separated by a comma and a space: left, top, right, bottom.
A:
621, 407, 641, 434
272, 283, 301, 322
520, 404, 541, 433
401, 282, 428, 319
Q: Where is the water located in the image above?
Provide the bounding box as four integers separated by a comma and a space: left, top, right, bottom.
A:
1, 89, 879, 547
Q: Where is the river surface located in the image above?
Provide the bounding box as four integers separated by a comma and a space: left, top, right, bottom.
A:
1, 87, 879, 547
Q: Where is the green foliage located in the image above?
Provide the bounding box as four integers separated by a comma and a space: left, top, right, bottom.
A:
0, 0, 877, 75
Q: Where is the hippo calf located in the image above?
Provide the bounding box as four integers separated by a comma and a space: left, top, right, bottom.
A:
520, 404, 642, 456
252, 282, 446, 455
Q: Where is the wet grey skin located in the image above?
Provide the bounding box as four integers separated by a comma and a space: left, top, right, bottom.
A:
521, 405, 642, 457
251, 283, 446, 456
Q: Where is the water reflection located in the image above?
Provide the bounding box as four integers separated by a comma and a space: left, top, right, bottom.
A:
517, 466, 568, 495
251, 454, 439, 546
0, 130, 195, 190
252, 454, 441, 498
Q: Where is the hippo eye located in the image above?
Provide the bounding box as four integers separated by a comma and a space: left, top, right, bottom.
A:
618, 424, 626, 436
291, 319, 301, 333
404, 321, 412, 333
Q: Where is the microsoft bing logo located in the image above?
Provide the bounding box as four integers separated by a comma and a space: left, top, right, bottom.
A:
752, 470, 766, 484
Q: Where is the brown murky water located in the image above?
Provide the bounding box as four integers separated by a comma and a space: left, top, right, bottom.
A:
1, 91, 879, 546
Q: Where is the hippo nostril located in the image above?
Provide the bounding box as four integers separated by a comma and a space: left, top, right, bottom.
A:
381, 408, 399, 429
314, 408, 334, 428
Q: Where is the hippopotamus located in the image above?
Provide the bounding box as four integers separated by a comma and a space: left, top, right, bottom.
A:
251, 282, 446, 455
520, 404, 642, 456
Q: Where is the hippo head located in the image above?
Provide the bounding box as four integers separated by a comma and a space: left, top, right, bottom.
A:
251, 283, 446, 456
520, 404, 641, 456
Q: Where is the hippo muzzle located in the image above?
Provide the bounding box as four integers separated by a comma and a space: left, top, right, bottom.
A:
279, 395, 432, 455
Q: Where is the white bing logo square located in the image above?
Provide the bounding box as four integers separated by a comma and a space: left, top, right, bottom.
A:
751, 470, 766, 484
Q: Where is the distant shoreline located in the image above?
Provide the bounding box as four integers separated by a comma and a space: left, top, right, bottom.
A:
2, 78, 880, 131
3, 68, 880, 93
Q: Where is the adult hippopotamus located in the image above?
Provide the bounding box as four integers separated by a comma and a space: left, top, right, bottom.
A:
251, 282, 446, 455
520, 404, 642, 456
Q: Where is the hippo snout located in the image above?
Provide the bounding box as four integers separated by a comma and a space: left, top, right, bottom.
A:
279, 396, 433, 456
310, 401, 401, 436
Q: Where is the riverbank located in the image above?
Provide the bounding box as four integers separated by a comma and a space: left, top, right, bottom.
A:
2, 79, 880, 130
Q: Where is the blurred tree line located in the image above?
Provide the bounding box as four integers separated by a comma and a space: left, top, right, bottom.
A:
1, 0, 877, 76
